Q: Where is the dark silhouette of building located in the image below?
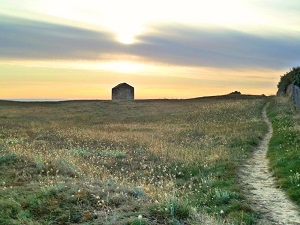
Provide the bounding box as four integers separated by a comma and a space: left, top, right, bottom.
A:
112, 83, 134, 100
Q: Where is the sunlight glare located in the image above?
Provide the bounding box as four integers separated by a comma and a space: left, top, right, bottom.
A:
100, 61, 152, 73
118, 34, 135, 45
26, 0, 279, 45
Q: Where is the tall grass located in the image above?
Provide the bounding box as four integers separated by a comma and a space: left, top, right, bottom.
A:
0, 96, 266, 224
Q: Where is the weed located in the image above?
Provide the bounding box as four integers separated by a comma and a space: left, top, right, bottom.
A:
289, 172, 300, 185
99, 150, 127, 158
215, 189, 231, 204
71, 148, 92, 158
165, 196, 191, 221
130, 186, 144, 199
0, 154, 16, 166
125, 216, 148, 225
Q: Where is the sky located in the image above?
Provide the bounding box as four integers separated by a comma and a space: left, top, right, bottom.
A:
1, 0, 300, 100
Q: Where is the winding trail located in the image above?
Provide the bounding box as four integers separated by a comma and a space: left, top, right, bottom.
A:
240, 103, 300, 225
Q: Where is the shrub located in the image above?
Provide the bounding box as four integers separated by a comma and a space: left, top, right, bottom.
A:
277, 66, 300, 93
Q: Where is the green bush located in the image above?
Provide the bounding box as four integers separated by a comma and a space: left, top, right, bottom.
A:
277, 67, 300, 93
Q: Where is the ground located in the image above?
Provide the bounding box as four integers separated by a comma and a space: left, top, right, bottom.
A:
0, 95, 299, 224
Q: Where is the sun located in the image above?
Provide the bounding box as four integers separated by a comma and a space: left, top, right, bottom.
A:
117, 34, 135, 45
112, 23, 142, 45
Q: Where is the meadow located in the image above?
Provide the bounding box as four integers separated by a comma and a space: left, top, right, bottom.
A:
0, 95, 268, 224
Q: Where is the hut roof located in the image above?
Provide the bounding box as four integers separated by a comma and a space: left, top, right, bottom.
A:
113, 83, 134, 89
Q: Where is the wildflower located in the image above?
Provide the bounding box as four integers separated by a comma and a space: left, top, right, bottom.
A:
220, 210, 224, 214
138, 214, 143, 219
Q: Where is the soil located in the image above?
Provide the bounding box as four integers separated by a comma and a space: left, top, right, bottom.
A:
240, 103, 300, 225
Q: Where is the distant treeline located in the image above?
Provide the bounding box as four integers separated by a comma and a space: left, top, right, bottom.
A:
278, 66, 300, 94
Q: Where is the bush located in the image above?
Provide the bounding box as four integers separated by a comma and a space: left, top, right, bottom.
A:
277, 67, 300, 94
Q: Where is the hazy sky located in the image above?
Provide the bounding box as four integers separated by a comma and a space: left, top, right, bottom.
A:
1, 0, 300, 99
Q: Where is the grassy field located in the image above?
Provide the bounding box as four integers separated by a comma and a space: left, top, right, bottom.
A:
0, 95, 267, 224
267, 97, 300, 207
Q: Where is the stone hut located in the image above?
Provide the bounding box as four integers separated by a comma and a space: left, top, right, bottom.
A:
112, 83, 134, 100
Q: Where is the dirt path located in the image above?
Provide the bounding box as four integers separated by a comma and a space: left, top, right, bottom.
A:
240, 103, 300, 225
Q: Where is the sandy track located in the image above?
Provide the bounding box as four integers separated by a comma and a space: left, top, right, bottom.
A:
240, 103, 300, 225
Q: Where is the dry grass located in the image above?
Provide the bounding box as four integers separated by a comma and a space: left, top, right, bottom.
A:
0, 95, 267, 224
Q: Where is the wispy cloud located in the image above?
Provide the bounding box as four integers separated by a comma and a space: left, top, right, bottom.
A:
0, 15, 120, 60
1, 15, 299, 70
131, 25, 300, 69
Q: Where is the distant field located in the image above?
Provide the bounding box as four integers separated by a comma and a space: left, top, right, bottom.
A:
0, 95, 267, 224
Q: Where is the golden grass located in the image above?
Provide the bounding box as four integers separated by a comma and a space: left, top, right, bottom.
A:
0, 96, 267, 224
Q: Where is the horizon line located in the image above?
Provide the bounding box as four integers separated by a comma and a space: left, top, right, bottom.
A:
0, 94, 270, 102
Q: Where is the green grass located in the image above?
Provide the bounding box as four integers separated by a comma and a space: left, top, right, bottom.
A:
0, 95, 267, 224
267, 96, 300, 206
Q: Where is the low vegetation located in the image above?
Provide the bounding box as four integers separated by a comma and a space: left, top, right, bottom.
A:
267, 96, 300, 206
0, 96, 267, 224
277, 66, 300, 94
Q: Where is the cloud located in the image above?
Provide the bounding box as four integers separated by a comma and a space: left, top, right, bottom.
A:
131, 25, 300, 69
0, 15, 121, 60
1, 15, 300, 70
